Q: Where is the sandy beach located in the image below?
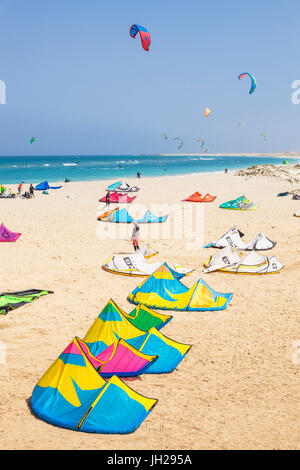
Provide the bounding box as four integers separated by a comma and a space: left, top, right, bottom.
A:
0, 170, 299, 450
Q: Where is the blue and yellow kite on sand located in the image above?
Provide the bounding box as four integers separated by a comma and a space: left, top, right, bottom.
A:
31, 337, 158, 434
128, 263, 233, 311
83, 299, 191, 375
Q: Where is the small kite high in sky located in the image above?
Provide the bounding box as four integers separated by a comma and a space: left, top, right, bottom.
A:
30, 137, 37, 144
238, 73, 256, 95
174, 137, 183, 149
259, 133, 267, 141
204, 108, 211, 117
162, 133, 168, 140
197, 139, 205, 148
129, 24, 151, 51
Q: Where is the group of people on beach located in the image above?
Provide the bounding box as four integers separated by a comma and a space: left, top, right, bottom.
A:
17, 182, 35, 198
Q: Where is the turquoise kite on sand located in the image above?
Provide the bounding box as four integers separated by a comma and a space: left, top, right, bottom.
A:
219, 195, 258, 210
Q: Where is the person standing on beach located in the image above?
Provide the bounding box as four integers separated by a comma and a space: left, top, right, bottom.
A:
132, 222, 140, 251
105, 191, 111, 207
137, 171, 141, 179
18, 182, 23, 197
29, 184, 35, 198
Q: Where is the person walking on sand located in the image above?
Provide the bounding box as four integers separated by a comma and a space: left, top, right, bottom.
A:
18, 182, 23, 198
132, 222, 140, 251
29, 184, 35, 198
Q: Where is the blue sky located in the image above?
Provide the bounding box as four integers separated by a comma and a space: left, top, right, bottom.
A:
0, 0, 299, 155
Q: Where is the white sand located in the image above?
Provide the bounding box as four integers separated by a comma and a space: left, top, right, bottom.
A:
0, 170, 299, 450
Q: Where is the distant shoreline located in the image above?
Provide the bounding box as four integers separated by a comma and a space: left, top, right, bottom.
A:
4, 162, 299, 187
0, 153, 300, 158
1, 154, 299, 185
159, 153, 300, 158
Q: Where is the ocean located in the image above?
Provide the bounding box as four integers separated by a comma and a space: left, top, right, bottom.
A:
0, 155, 296, 184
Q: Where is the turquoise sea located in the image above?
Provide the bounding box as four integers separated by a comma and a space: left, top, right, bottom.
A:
0, 155, 297, 184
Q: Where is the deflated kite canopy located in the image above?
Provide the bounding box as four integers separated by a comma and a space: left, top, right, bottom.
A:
31, 337, 158, 434
77, 337, 158, 378
203, 246, 284, 275
182, 191, 202, 201
204, 226, 276, 251
117, 183, 140, 193
203, 246, 241, 273
133, 243, 158, 259
83, 300, 191, 374
99, 192, 136, 203
35, 181, 62, 191
106, 181, 122, 191
112, 244, 158, 260
97, 208, 116, 221
98, 209, 168, 223
182, 192, 216, 202
219, 196, 258, 210
0, 186, 16, 198
102, 251, 193, 279
128, 263, 233, 311
122, 303, 172, 331
136, 210, 168, 223
97, 299, 171, 332
98, 208, 134, 223
0, 223, 21, 242
106, 182, 140, 193
0, 289, 54, 315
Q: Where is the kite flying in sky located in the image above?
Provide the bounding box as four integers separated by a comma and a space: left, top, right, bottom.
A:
129, 24, 151, 51
29, 137, 37, 144
238, 73, 256, 95
174, 137, 183, 149
197, 139, 205, 148
204, 108, 211, 117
